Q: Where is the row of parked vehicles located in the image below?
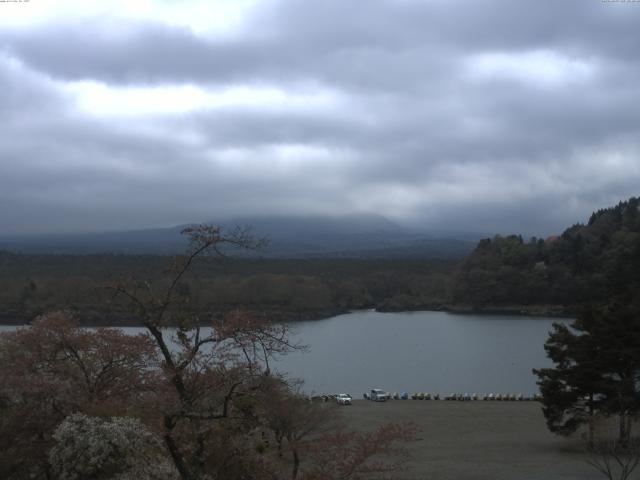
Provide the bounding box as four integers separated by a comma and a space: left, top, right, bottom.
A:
323, 390, 389, 405
364, 391, 542, 401
320, 389, 390, 405
325, 391, 542, 405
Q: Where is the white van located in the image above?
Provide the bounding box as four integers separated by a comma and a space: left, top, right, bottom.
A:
370, 389, 387, 402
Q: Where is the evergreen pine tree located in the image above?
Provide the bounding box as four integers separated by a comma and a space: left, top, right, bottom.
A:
534, 302, 640, 444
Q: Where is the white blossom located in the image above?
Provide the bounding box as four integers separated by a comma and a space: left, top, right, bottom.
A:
49, 413, 178, 480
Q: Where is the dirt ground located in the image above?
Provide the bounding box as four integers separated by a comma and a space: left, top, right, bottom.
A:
339, 400, 605, 480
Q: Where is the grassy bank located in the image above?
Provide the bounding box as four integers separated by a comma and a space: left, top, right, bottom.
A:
340, 400, 601, 480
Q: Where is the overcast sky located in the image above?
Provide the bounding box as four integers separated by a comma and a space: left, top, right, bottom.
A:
1, 0, 639, 236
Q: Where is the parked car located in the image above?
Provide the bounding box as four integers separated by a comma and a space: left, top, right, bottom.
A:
370, 389, 388, 402
336, 394, 352, 405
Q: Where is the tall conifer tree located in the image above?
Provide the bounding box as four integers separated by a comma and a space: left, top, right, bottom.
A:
534, 302, 640, 444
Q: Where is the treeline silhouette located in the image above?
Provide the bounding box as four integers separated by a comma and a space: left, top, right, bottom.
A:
452, 196, 640, 313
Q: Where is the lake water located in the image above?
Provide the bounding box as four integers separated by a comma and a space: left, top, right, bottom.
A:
278, 310, 566, 395
1, 310, 567, 396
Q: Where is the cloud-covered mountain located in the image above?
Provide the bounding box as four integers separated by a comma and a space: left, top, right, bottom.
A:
1, 0, 639, 237
0, 214, 476, 259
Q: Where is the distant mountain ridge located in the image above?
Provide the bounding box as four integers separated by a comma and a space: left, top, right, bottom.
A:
0, 214, 476, 259
219, 213, 400, 237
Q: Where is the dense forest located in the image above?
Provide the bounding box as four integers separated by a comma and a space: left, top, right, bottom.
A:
0, 254, 454, 325
1, 197, 638, 324
452, 196, 640, 315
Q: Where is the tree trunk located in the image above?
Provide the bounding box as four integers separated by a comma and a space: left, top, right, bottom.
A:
276, 431, 284, 458
164, 416, 193, 480
620, 412, 629, 445
588, 394, 595, 449
291, 447, 300, 480
287, 434, 300, 480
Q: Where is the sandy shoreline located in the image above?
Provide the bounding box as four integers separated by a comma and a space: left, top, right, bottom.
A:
340, 400, 601, 480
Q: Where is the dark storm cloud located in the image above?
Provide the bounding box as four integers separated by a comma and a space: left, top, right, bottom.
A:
1, 0, 640, 235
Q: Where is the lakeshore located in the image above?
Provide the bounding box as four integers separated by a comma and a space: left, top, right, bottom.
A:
0, 303, 574, 327
341, 400, 600, 480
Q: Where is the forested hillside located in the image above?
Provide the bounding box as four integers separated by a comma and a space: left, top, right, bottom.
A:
451, 197, 640, 314
2, 197, 638, 324
0, 255, 454, 325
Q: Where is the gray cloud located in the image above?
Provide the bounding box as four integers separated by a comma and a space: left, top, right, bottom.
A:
4, 1, 638, 87
0, 0, 639, 236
